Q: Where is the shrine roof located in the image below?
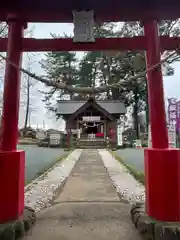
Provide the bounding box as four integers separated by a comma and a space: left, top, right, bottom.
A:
0, 0, 180, 21
56, 100, 126, 115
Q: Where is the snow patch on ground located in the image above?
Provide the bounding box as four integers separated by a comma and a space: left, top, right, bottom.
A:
98, 149, 145, 203
25, 149, 82, 212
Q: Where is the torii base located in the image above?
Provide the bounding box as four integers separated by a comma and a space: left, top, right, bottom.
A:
131, 203, 180, 240
0, 150, 25, 223
144, 148, 180, 222
0, 206, 36, 240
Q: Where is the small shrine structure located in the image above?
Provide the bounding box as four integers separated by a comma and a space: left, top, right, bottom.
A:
57, 98, 126, 148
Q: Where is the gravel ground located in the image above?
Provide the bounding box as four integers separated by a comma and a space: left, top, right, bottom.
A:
115, 148, 144, 172
25, 149, 82, 212
99, 149, 145, 203
17, 145, 66, 183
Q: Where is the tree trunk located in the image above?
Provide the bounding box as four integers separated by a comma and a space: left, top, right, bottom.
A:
68, 60, 73, 100
24, 75, 30, 136
106, 56, 112, 99
101, 59, 109, 99
92, 63, 97, 88
133, 85, 140, 139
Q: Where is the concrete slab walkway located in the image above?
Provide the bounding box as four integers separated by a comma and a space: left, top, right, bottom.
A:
23, 149, 141, 240
55, 149, 119, 202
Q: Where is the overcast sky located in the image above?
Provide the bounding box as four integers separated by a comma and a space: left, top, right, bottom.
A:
16, 23, 180, 130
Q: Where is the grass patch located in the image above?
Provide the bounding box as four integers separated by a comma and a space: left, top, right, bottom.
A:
25, 151, 71, 186
19, 142, 38, 145
110, 151, 145, 185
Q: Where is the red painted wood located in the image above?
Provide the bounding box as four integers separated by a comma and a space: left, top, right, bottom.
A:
0, 36, 179, 52
0, 150, 25, 223
143, 20, 180, 222
0, 21, 24, 151
0, 4, 180, 22
144, 148, 180, 221
144, 20, 169, 149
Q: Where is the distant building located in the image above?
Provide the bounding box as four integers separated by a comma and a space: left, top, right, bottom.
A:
46, 129, 64, 135
19, 127, 36, 138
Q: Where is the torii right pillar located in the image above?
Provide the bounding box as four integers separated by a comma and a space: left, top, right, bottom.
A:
144, 20, 180, 221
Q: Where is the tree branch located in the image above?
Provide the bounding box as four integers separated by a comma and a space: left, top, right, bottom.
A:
0, 45, 179, 94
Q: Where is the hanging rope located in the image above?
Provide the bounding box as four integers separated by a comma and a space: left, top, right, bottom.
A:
0, 45, 179, 94
79, 121, 103, 128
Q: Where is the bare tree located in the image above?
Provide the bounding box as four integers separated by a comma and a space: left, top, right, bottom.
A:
28, 107, 36, 127
23, 69, 33, 130
21, 52, 37, 135
21, 26, 37, 135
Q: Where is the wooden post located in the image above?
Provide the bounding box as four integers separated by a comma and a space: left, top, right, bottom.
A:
144, 20, 180, 221
0, 18, 26, 223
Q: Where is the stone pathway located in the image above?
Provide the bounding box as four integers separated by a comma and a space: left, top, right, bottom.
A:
23, 149, 141, 240
55, 149, 119, 202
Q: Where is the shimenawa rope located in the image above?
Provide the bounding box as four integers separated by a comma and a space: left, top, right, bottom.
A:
0, 45, 179, 94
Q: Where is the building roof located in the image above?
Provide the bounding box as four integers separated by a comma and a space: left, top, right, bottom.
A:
46, 129, 64, 134
56, 100, 126, 115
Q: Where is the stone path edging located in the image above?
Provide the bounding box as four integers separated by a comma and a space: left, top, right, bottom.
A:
98, 149, 145, 203
0, 207, 36, 240
25, 149, 82, 212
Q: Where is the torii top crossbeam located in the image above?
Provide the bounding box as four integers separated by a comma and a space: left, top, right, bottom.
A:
1, 0, 180, 22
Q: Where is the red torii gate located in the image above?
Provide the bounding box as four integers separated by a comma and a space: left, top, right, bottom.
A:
0, 1, 180, 224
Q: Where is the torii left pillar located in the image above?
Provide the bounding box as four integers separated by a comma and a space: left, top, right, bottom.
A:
0, 17, 26, 223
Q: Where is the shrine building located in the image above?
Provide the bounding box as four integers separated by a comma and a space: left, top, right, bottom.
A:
56, 98, 126, 147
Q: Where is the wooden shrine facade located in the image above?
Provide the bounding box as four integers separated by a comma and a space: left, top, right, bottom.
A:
56, 98, 126, 147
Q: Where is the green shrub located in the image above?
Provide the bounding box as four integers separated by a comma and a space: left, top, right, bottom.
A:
111, 148, 117, 151
116, 145, 125, 149
61, 135, 67, 148
142, 143, 148, 147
